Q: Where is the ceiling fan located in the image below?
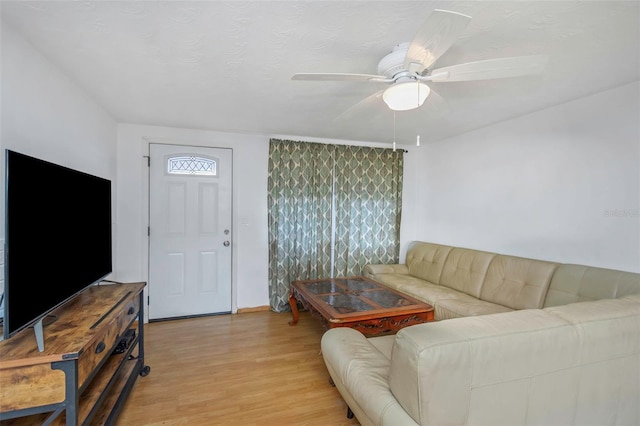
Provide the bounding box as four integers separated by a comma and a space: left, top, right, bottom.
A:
292, 9, 547, 112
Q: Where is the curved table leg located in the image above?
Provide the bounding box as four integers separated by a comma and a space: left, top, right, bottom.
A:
288, 290, 299, 326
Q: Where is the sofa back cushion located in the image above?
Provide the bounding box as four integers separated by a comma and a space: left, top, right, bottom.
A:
389, 309, 577, 426
439, 247, 496, 298
543, 264, 640, 307
405, 242, 452, 285
479, 255, 558, 310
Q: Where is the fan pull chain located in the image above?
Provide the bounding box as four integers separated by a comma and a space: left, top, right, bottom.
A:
392, 112, 396, 152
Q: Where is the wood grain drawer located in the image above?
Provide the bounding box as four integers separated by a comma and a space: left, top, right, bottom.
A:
77, 291, 140, 389
114, 294, 140, 336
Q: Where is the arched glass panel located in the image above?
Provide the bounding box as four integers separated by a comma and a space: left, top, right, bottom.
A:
167, 156, 217, 176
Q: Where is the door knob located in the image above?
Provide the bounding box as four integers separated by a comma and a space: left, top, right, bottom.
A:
223, 241, 230, 247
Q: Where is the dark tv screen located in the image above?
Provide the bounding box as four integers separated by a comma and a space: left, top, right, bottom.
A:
3, 149, 112, 339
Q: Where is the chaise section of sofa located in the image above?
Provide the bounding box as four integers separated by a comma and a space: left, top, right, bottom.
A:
321, 293, 640, 426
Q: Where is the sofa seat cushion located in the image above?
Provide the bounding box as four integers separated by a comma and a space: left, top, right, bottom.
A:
368, 334, 395, 358
372, 273, 472, 314
370, 273, 432, 292
435, 296, 513, 320
321, 328, 418, 426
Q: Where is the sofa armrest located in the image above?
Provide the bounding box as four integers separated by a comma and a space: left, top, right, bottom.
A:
363, 263, 409, 277
321, 328, 419, 426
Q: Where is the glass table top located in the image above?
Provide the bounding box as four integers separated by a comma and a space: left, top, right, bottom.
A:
305, 280, 342, 294
364, 290, 414, 309
340, 278, 378, 291
304, 277, 378, 294
297, 276, 423, 313
319, 294, 373, 313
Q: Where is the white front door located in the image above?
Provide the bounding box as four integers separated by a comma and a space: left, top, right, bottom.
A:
149, 143, 232, 320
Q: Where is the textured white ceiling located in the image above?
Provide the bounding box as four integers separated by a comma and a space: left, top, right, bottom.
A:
2, 1, 639, 145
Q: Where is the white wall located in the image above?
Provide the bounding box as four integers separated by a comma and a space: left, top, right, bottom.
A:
398, 145, 422, 261
0, 21, 118, 287
0, 21, 117, 185
116, 125, 271, 312
115, 126, 411, 312
413, 81, 640, 272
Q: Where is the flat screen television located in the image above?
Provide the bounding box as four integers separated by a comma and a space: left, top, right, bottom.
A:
3, 149, 112, 349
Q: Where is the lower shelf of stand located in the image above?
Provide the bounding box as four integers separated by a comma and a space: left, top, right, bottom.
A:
88, 356, 141, 425
1, 354, 141, 426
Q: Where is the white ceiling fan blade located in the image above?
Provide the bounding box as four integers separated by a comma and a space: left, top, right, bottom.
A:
333, 90, 386, 124
422, 87, 446, 114
331, 87, 448, 144
404, 9, 472, 74
292, 73, 389, 82
335, 83, 445, 124
428, 55, 548, 82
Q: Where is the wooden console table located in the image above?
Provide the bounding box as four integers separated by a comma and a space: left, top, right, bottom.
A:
0, 282, 150, 425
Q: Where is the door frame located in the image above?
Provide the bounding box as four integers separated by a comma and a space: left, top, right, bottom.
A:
140, 137, 237, 323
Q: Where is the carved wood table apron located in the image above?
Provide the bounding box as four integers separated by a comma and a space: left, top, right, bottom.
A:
288, 276, 434, 336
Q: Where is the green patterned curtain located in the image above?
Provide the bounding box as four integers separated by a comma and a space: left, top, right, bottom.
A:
333, 145, 403, 277
267, 139, 334, 312
267, 139, 403, 312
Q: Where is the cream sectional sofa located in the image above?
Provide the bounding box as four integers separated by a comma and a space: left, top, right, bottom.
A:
321, 241, 640, 426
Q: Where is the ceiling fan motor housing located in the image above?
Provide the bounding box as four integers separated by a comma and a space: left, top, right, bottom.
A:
377, 42, 410, 78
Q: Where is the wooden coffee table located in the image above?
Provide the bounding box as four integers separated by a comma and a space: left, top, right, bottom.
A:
288, 276, 434, 336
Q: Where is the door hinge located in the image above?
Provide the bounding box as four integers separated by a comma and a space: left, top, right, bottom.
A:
144, 155, 150, 167
147, 295, 150, 305
147, 226, 150, 236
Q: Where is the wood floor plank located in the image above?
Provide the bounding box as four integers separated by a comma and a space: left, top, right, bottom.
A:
116, 311, 360, 425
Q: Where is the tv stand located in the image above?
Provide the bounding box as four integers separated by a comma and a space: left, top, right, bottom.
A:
0, 282, 148, 425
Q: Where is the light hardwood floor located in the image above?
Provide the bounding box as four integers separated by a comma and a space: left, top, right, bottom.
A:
116, 310, 361, 426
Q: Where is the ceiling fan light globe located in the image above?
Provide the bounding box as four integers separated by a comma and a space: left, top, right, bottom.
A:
383, 82, 430, 111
